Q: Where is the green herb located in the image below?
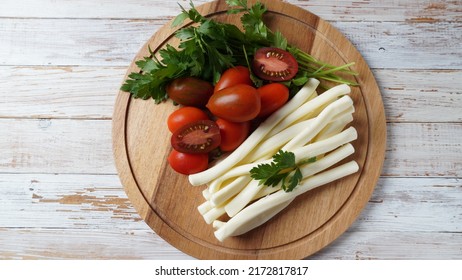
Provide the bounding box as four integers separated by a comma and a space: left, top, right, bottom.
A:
121, 0, 357, 103
249, 150, 316, 192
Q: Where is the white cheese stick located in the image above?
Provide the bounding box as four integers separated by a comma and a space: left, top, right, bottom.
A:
188, 78, 320, 186
214, 160, 359, 242
269, 83, 351, 137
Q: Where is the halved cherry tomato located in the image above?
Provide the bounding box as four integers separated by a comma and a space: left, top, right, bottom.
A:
168, 150, 208, 175
167, 106, 209, 133
215, 118, 250, 152
206, 84, 261, 122
256, 83, 290, 118
214, 66, 253, 93
252, 47, 298, 82
166, 77, 214, 107
171, 120, 221, 154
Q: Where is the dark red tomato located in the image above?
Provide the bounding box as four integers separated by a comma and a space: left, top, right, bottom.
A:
171, 120, 221, 154
167, 150, 208, 175
206, 84, 261, 122
215, 118, 250, 152
214, 66, 253, 93
166, 77, 214, 107
167, 106, 209, 133
252, 47, 298, 82
256, 83, 290, 118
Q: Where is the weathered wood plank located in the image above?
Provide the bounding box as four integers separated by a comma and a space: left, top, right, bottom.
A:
0, 66, 126, 119
1, 0, 459, 262
0, 229, 193, 260
1, 66, 460, 122
0, 120, 460, 176
383, 123, 462, 177
0, 119, 116, 174
0, 174, 143, 229
337, 21, 462, 70
1, 0, 460, 22
0, 174, 460, 259
1, 18, 460, 68
352, 177, 462, 233
0, 18, 159, 67
376, 69, 462, 122
0, 0, 207, 20
1, 174, 459, 233
311, 231, 462, 260
1, 228, 459, 259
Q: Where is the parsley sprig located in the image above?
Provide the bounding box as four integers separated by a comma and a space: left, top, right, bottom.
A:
250, 150, 316, 192
121, 0, 357, 103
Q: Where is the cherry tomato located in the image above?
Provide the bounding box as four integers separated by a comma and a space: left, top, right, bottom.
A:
256, 83, 290, 118
171, 120, 221, 154
215, 118, 250, 152
214, 66, 253, 93
252, 47, 298, 82
166, 77, 214, 107
168, 150, 208, 175
167, 106, 209, 133
206, 84, 261, 122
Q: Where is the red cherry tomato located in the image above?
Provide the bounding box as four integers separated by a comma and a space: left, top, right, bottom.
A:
214, 66, 253, 93
166, 77, 214, 107
252, 47, 298, 82
206, 84, 261, 122
256, 83, 290, 118
167, 106, 209, 133
167, 150, 208, 175
171, 120, 221, 154
215, 118, 250, 152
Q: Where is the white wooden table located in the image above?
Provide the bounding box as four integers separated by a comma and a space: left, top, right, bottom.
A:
1, 0, 461, 260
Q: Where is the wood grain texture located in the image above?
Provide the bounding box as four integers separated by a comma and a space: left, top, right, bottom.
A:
1, 0, 460, 22
351, 177, 462, 233
1, 229, 460, 260
0, 229, 192, 260
311, 231, 462, 260
336, 21, 462, 69
1, 119, 458, 176
377, 69, 462, 123
0, 174, 140, 229
1, 175, 460, 259
384, 123, 462, 177
1, 19, 460, 68
1, 67, 460, 122
112, 0, 386, 259
0, 119, 115, 174
0, 18, 159, 66
0, 66, 126, 119
1, 175, 458, 233
1, 0, 461, 260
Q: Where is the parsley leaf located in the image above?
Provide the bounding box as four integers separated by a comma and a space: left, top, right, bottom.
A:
273, 31, 288, 50
121, 1, 358, 103
226, 0, 248, 14
249, 150, 316, 192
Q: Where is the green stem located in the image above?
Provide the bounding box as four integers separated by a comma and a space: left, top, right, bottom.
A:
308, 73, 358, 86
312, 62, 358, 76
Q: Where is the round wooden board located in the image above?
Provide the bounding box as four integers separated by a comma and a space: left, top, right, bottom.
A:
112, 0, 386, 259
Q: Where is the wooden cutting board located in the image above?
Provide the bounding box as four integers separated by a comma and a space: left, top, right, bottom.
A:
112, 0, 386, 259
